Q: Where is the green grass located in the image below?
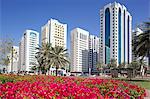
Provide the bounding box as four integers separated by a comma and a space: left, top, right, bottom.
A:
112, 78, 150, 90
130, 80, 150, 90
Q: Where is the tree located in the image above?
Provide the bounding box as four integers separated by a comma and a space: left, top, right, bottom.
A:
96, 62, 104, 75
50, 46, 69, 76
36, 43, 52, 74
1, 56, 10, 73
31, 66, 37, 75
118, 62, 126, 69
108, 59, 117, 69
128, 61, 140, 70
0, 38, 13, 70
128, 61, 141, 79
133, 21, 150, 76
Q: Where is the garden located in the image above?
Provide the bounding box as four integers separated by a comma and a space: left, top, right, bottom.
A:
0, 75, 147, 98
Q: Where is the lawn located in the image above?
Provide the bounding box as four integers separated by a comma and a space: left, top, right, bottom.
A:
111, 77, 150, 90
130, 80, 150, 90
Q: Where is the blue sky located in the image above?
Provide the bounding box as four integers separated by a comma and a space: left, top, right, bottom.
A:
0, 0, 149, 52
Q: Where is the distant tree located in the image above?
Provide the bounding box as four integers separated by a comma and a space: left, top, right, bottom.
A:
96, 62, 104, 75
108, 59, 117, 69
31, 66, 37, 75
118, 62, 126, 69
128, 61, 140, 70
0, 38, 15, 72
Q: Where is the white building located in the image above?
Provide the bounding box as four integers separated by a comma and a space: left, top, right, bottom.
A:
71, 28, 89, 72
99, 2, 132, 65
41, 18, 67, 48
19, 30, 39, 72
89, 35, 100, 72
132, 28, 149, 66
7, 46, 19, 73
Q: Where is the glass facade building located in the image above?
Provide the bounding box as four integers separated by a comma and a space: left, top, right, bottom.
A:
100, 2, 132, 65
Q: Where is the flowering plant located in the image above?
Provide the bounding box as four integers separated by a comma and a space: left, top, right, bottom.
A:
0, 75, 146, 98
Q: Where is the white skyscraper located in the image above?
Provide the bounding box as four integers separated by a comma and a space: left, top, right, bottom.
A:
7, 46, 19, 73
41, 19, 67, 48
19, 30, 39, 72
99, 2, 132, 65
71, 28, 89, 72
89, 35, 100, 72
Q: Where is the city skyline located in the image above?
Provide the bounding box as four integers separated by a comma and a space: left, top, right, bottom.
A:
1, 0, 149, 52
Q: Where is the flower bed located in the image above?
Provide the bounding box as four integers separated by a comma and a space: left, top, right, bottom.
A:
0, 75, 146, 98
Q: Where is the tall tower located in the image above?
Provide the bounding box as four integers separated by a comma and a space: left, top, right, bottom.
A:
71, 28, 89, 72
99, 2, 132, 65
41, 19, 67, 48
19, 30, 39, 71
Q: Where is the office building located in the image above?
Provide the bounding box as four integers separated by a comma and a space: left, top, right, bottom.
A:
89, 35, 100, 72
71, 28, 100, 73
7, 46, 19, 73
99, 2, 132, 65
41, 19, 67, 48
71, 28, 89, 72
19, 30, 39, 71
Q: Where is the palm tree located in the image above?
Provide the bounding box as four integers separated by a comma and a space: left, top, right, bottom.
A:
36, 43, 52, 74
133, 21, 150, 76
50, 46, 69, 76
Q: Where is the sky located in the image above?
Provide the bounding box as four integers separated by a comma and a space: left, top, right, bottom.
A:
0, 0, 150, 52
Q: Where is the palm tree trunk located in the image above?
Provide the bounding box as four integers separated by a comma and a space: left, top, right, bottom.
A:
140, 56, 144, 78
56, 66, 58, 76
48, 68, 50, 75
148, 50, 150, 69
56, 68, 58, 76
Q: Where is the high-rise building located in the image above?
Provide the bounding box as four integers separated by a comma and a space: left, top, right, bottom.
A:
19, 30, 39, 72
7, 46, 19, 73
71, 28, 100, 73
99, 2, 132, 65
71, 28, 89, 72
41, 19, 67, 48
89, 35, 100, 72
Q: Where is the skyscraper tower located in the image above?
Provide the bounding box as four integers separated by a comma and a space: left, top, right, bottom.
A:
99, 2, 132, 65
71, 28, 89, 72
89, 35, 100, 72
71, 28, 100, 73
19, 30, 39, 71
41, 19, 67, 48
